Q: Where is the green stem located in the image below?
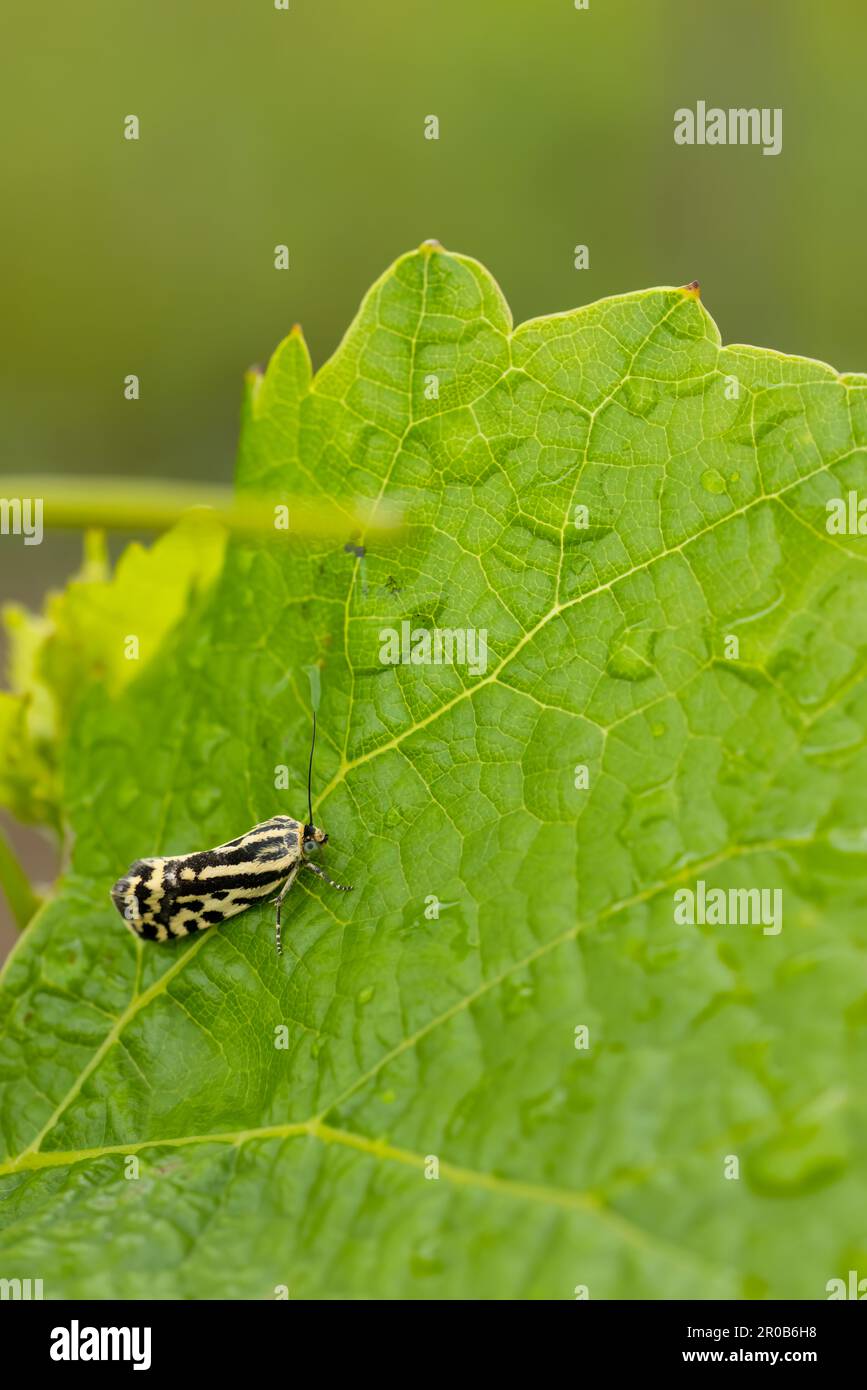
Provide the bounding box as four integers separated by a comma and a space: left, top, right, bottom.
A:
0, 825, 42, 929
0, 477, 403, 541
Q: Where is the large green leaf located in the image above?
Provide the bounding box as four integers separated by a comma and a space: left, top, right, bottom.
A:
2, 245, 867, 1299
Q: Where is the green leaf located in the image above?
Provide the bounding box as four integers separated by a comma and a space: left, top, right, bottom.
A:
2, 245, 867, 1299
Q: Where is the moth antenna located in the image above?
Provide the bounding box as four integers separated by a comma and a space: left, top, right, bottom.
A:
307, 710, 316, 828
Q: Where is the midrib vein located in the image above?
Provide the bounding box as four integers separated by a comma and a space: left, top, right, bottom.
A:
313, 446, 858, 814
15, 930, 213, 1161
0, 1115, 740, 1286
311, 833, 813, 1121
0, 1117, 694, 1268
11, 830, 805, 1170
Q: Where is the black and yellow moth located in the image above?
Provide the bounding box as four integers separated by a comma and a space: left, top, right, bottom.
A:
110, 716, 351, 954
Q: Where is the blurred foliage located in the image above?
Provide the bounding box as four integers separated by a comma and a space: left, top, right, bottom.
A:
0, 520, 224, 844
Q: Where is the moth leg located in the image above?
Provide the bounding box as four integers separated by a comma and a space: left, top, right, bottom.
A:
272, 862, 301, 956
302, 861, 354, 893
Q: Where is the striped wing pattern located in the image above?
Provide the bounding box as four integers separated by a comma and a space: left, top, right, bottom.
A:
111, 816, 303, 941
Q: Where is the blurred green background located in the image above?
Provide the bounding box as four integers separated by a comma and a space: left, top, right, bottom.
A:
1, 0, 865, 948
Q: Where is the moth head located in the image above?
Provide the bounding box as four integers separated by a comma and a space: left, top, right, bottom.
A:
302, 824, 328, 856
110, 873, 142, 934
110, 875, 130, 914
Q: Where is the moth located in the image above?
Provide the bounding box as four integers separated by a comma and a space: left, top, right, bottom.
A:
110, 715, 352, 954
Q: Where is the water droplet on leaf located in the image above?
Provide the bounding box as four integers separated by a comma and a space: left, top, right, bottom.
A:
700, 468, 727, 495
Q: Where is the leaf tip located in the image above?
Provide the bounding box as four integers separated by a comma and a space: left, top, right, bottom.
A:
681, 279, 701, 299
419, 238, 444, 254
